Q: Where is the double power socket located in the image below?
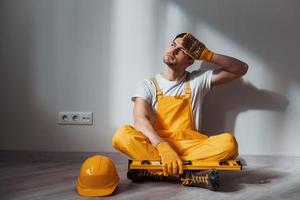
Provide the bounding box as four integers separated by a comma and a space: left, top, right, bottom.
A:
58, 112, 93, 125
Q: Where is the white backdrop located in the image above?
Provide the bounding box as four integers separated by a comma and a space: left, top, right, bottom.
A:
0, 0, 299, 155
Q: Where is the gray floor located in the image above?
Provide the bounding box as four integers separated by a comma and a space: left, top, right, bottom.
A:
1, 152, 300, 200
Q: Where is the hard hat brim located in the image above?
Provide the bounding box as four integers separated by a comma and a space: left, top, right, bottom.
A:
76, 176, 119, 197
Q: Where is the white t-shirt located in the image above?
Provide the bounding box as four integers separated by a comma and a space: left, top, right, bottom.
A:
131, 69, 213, 131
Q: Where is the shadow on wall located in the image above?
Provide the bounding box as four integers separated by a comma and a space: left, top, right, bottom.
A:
168, 0, 296, 137
172, 0, 300, 83
201, 64, 289, 135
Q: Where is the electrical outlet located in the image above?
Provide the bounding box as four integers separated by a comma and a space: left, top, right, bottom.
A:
58, 112, 93, 125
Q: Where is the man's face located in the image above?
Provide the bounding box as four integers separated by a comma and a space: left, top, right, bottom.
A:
163, 37, 194, 70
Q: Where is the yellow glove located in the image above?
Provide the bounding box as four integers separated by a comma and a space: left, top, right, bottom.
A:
181, 32, 214, 61
156, 141, 183, 176
200, 48, 214, 61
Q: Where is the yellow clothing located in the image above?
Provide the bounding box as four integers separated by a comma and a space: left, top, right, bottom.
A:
112, 74, 238, 161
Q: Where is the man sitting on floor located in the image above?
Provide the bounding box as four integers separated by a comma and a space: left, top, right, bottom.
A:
112, 33, 248, 186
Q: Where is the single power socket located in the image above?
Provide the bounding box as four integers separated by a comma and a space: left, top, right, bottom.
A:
58, 112, 93, 125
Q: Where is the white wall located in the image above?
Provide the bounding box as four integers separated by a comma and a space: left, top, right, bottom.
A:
0, 0, 299, 155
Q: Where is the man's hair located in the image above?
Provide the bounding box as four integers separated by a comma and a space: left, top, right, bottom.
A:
173, 32, 187, 41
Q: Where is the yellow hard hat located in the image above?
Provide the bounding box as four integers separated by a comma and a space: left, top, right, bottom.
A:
76, 155, 119, 197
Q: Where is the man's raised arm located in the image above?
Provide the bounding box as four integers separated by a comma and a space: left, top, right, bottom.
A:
210, 53, 249, 86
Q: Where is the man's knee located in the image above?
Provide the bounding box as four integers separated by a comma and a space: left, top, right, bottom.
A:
112, 124, 137, 149
219, 133, 238, 154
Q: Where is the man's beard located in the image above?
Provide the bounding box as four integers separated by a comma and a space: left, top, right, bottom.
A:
163, 55, 177, 67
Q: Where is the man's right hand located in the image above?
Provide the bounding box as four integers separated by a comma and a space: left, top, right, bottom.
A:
156, 141, 183, 176
181, 33, 214, 61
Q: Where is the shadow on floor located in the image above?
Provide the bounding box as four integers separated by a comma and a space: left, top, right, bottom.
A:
115, 166, 288, 193
114, 181, 140, 195
218, 167, 289, 192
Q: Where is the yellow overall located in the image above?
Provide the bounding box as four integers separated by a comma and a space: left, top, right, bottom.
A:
112, 74, 238, 162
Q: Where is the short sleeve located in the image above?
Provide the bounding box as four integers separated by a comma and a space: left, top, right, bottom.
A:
201, 70, 213, 92
191, 69, 214, 96
131, 79, 154, 104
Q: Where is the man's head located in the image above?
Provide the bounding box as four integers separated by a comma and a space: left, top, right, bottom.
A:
163, 33, 194, 71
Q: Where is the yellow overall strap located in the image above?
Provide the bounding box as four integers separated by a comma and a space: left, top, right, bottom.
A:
185, 73, 192, 97
150, 77, 163, 97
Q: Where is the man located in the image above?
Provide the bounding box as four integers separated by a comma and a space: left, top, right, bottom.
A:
112, 33, 248, 181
